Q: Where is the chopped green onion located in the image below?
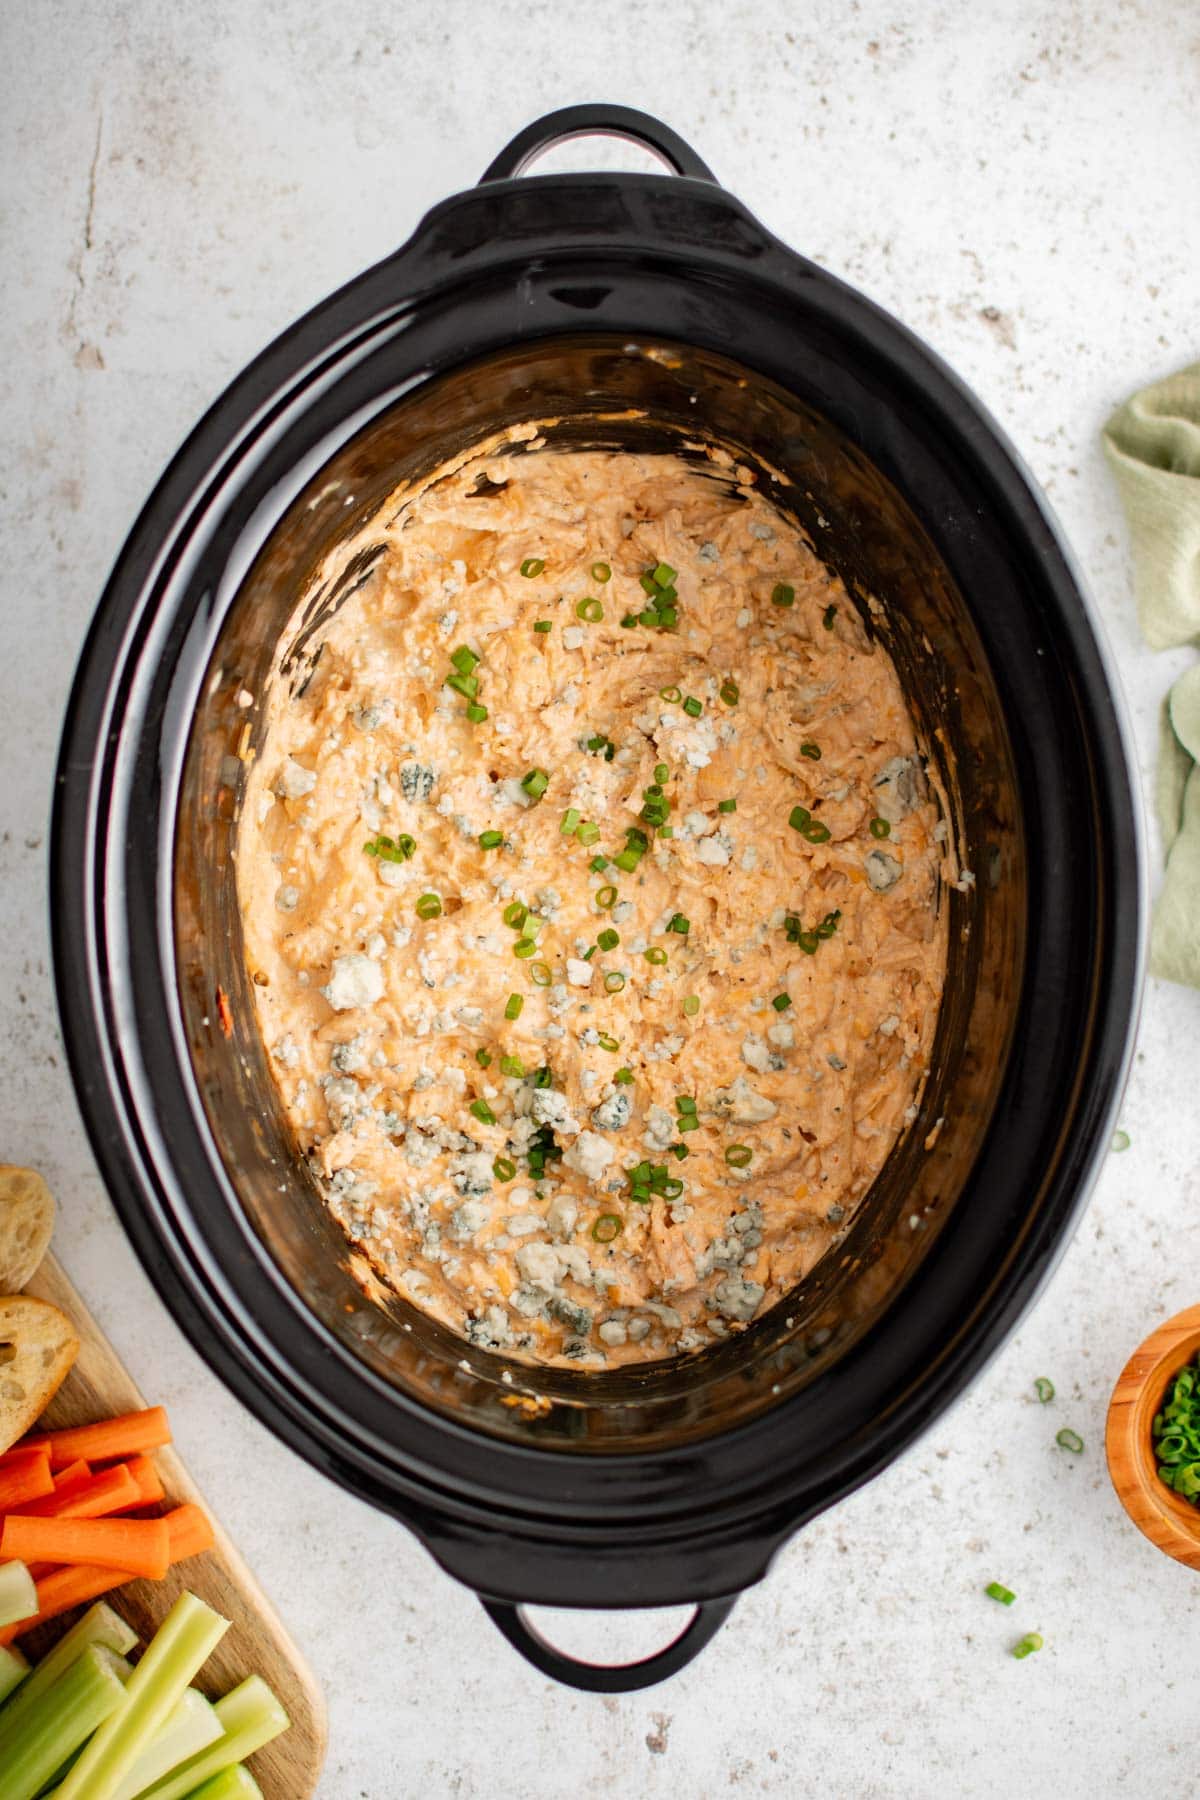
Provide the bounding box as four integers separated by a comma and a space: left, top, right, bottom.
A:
530, 962, 552, 986
444, 671, 479, 700
478, 829, 504, 850
532, 1066, 553, 1088
869, 816, 891, 839
533, 620, 553, 634
614, 1067, 634, 1083
415, 893, 442, 919
363, 833, 416, 863
823, 603, 837, 629
465, 701, 489, 723
520, 558, 545, 578
603, 971, 626, 993
130, 1675, 289, 1800
582, 945, 597, 961
592, 1214, 623, 1242
985, 1582, 1016, 1606
613, 848, 639, 872
576, 597, 604, 623
644, 946, 668, 965
788, 805, 811, 831
560, 807, 581, 835
1034, 1377, 1055, 1403
659, 685, 682, 703
586, 732, 616, 759
676, 1113, 700, 1132
772, 582, 795, 607
1011, 1633, 1043, 1660
671, 1142, 689, 1160
800, 741, 822, 760
725, 1144, 753, 1168
521, 768, 549, 800
772, 992, 792, 1012
504, 993, 524, 1021
502, 901, 528, 930
720, 678, 739, 706
654, 762, 670, 784
620, 613, 640, 628
652, 561, 677, 587
682, 695, 702, 717
718, 798, 737, 813
682, 994, 700, 1016
816, 909, 842, 939
475, 1048, 492, 1067
513, 938, 537, 958
796, 930, 819, 955
577, 821, 601, 846
676, 1095, 697, 1114
499, 1054, 525, 1078
1111, 1128, 1131, 1153
1055, 1428, 1084, 1454
597, 1031, 619, 1052
658, 825, 674, 838
450, 645, 480, 677
597, 928, 620, 951
803, 820, 832, 843
470, 1099, 496, 1124
591, 561, 612, 583
589, 854, 609, 873
594, 886, 618, 913
668, 913, 690, 936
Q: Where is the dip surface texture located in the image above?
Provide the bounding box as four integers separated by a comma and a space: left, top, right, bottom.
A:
239, 443, 948, 1368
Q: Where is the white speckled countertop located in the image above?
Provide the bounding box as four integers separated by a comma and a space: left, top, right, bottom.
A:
2, 3, 1199, 1793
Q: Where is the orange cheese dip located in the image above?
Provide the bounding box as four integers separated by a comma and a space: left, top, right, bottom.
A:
239, 441, 947, 1368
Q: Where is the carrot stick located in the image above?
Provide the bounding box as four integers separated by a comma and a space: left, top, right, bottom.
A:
0, 1563, 135, 1643
18, 1464, 143, 1574
0, 1513, 171, 1580
15, 1460, 93, 1516
124, 1453, 165, 1506
1, 1406, 171, 1470
0, 1450, 53, 1512
163, 1503, 215, 1562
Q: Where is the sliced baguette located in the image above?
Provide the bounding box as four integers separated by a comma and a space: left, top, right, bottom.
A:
0, 1295, 79, 1453
0, 1165, 56, 1290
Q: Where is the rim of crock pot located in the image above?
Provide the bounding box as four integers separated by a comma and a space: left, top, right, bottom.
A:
50, 166, 1144, 1584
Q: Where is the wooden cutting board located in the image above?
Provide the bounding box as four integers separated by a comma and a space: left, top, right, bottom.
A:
19, 1255, 328, 1797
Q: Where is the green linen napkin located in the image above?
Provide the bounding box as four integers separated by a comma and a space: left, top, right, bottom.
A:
1102, 363, 1200, 988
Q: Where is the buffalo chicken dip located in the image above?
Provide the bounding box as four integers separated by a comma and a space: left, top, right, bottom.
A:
239, 438, 948, 1369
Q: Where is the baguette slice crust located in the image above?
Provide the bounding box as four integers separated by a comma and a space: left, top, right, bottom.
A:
0, 1164, 56, 1291
0, 1295, 79, 1453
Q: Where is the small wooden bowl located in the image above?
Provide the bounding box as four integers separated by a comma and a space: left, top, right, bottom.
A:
1106, 1302, 1200, 1570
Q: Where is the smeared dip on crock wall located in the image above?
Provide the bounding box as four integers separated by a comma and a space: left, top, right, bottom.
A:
238, 431, 951, 1369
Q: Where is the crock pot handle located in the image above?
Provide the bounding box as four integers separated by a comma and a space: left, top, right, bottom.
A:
479, 103, 717, 185
480, 1595, 736, 1692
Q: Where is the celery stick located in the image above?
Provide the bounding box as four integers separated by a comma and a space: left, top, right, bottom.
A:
110, 1689, 224, 1800
130, 1677, 289, 1800
1, 1601, 137, 1728
182, 1769, 262, 1800
0, 1644, 126, 1800
0, 1643, 29, 1705
55, 1592, 229, 1800
0, 1561, 36, 1630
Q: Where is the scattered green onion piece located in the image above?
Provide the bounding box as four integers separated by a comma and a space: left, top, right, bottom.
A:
465, 702, 489, 723
446, 671, 480, 701
502, 902, 528, 930
1056, 1428, 1084, 1454
653, 561, 677, 586
816, 909, 842, 938
639, 572, 658, 597
530, 962, 552, 987
718, 798, 737, 814
450, 644, 480, 677
788, 805, 811, 831
520, 557, 545, 578
654, 762, 670, 784
668, 913, 690, 936
823, 603, 837, 629
499, 1054, 525, 1078
597, 928, 620, 951
493, 1157, 516, 1182
800, 741, 822, 760
682, 695, 702, 717
597, 1031, 619, 1052
1012, 1633, 1043, 1660
772, 582, 795, 607
671, 1142, 689, 1160
576, 597, 604, 623
869, 816, 891, 839
475, 1048, 492, 1067
659, 825, 674, 838
533, 620, 553, 634
577, 821, 601, 846
504, 993, 524, 1021
521, 768, 549, 800
620, 613, 640, 628
583, 945, 597, 961
985, 1582, 1016, 1606
592, 1214, 623, 1243
804, 820, 832, 843
478, 829, 504, 850
644, 946, 668, 965
659, 685, 682, 703
603, 971, 626, 993
532, 1066, 553, 1088
591, 561, 612, 583
720, 678, 739, 706
662, 1177, 685, 1201
797, 930, 819, 955
589, 854, 609, 873
1034, 1377, 1055, 1404
596, 884, 618, 909
772, 992, 792, 1012
676, 1114, 700, 1133
613, 849, 639, 872
676, 1095, 697, 1114
561, 807, 581, 836
725, 1144, 753, 1168
1111, 1128, 1131, 1153
470, 1099, 496, 1125
683, 995, 700, 1016
513, 938, 537, 959
614, 1067, 634, 1083
415, 893, 442, 919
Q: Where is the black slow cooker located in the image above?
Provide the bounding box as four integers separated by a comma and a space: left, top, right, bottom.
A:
51, 106, 1143, 1691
